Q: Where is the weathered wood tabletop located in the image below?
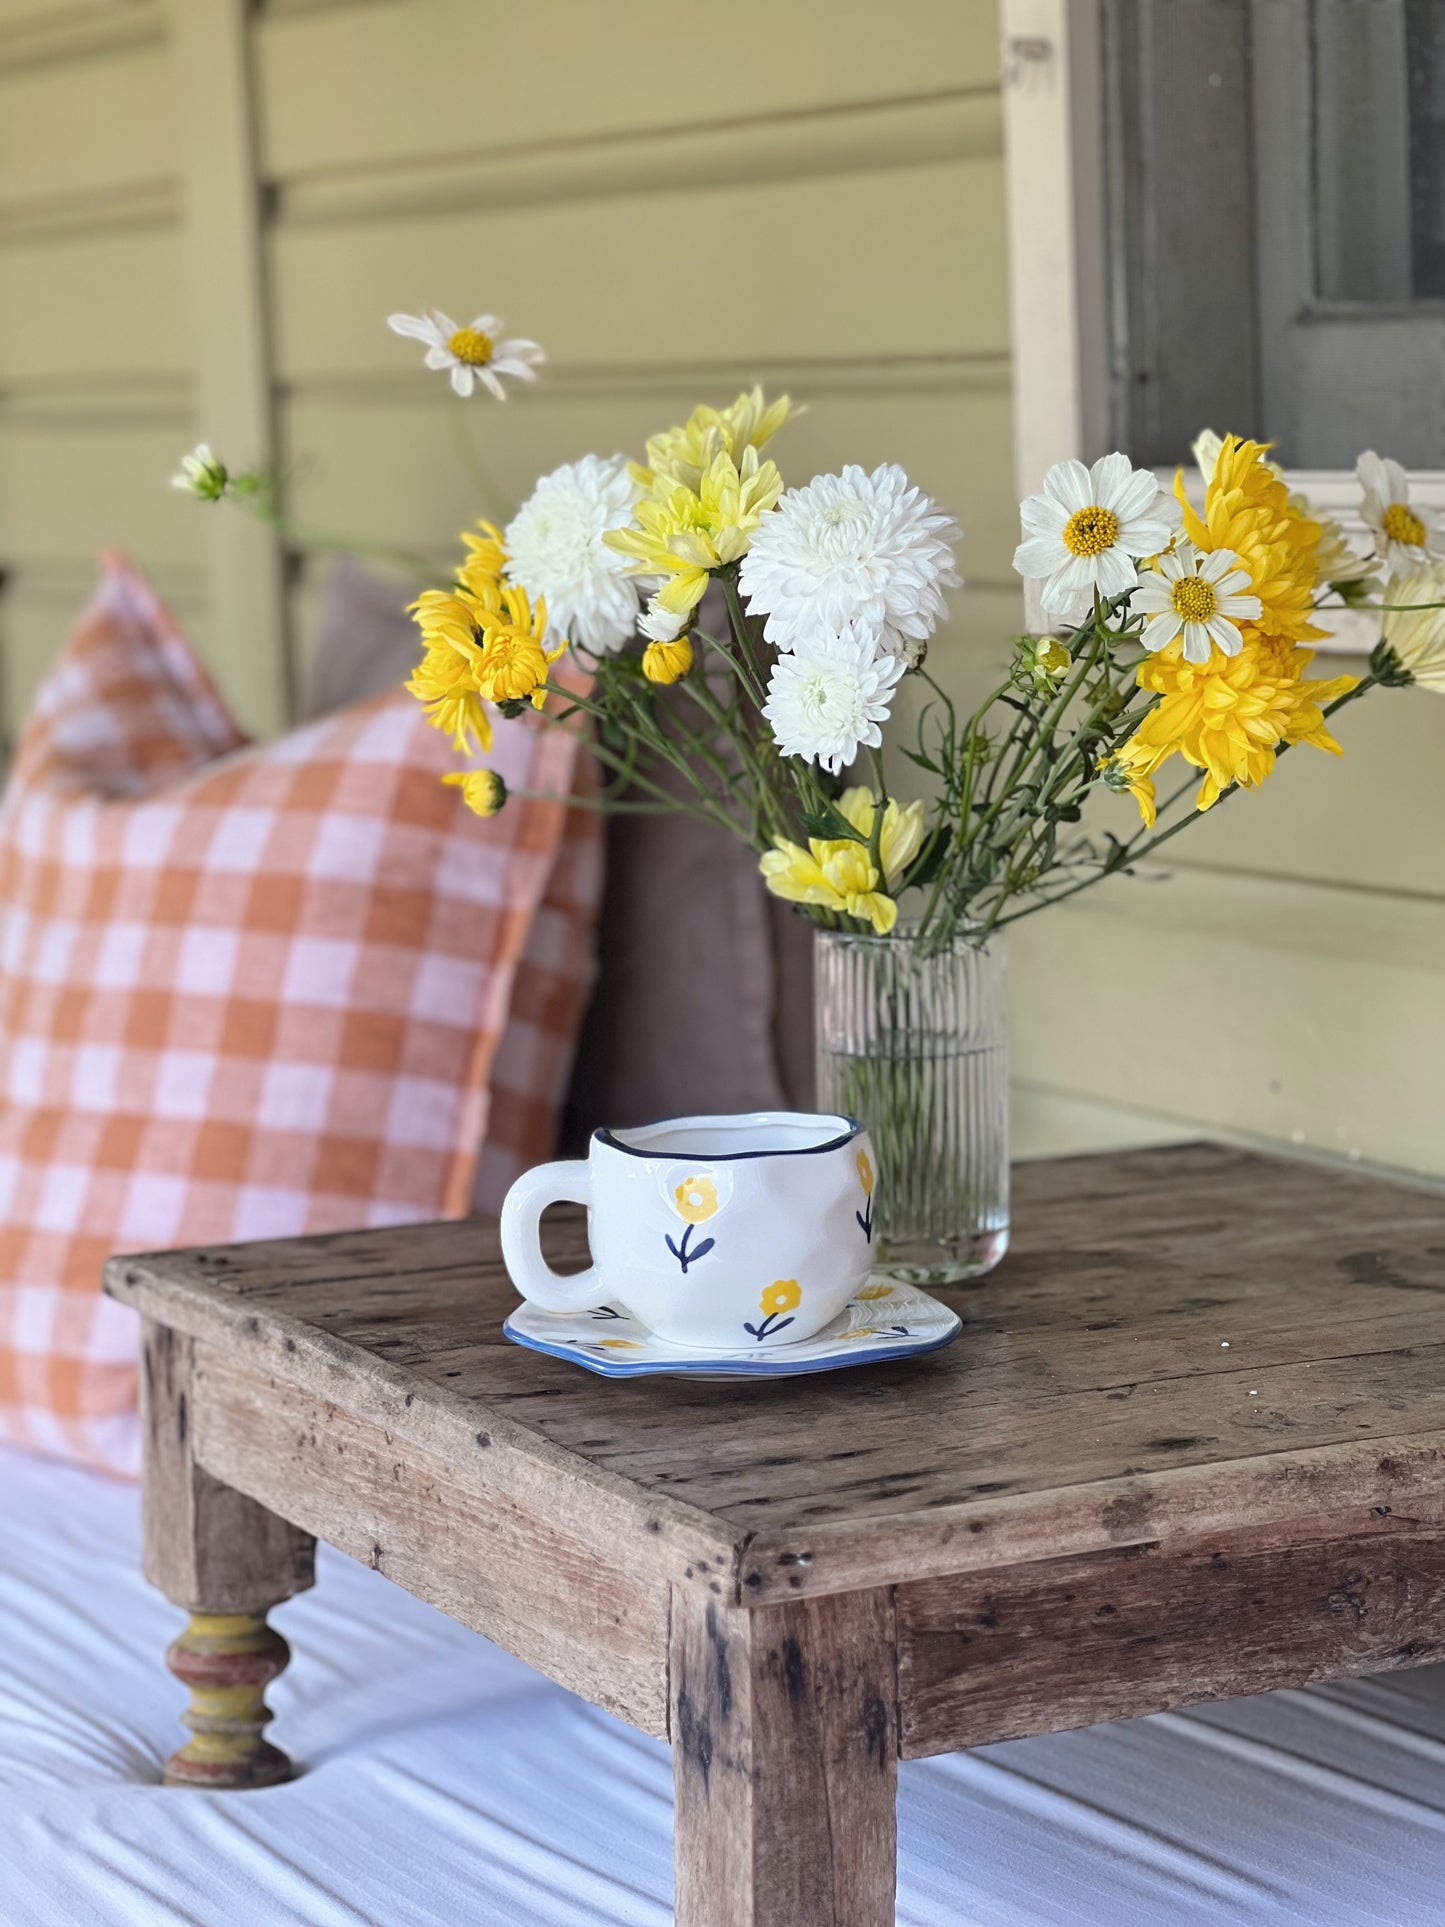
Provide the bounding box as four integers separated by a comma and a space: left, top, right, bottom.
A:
107, 1142, 1445, 1926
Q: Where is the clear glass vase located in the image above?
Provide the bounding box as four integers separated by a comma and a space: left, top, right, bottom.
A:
814, 925, 1009, 1284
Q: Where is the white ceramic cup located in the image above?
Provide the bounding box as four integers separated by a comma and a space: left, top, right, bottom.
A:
500, 1111, 879, 1350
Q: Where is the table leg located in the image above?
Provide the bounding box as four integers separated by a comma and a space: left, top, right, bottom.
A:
670, 1584, 898, 1926
141, 1320, 315, 1788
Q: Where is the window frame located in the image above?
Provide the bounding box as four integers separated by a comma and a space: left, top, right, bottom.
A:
1000, 0, 1445, 652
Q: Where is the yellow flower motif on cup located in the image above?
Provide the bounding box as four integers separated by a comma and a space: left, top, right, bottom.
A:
673, 1176, 719, 1224
857, 1149, 875, 1197
760, 1279, 802, 1318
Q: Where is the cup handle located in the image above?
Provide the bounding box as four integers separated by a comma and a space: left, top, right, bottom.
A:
500, 1160, 607, 1315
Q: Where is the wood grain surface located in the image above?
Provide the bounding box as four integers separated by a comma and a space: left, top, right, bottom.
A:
671, 1585, 898, 1926
109, 1144, 1445, 1605
897, 1500, 1445, 1755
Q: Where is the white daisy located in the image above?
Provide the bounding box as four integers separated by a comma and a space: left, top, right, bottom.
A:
762, 631, 905, 775
638, 594, 689, 644
1133, 542, 1261, 663
1014, 453, 1180, 618
738, 463, 960, 659
386, 309, 543, 400
504, 455, 641, 654
1357, 450, 1443, 570
1379, 564, 1445, 693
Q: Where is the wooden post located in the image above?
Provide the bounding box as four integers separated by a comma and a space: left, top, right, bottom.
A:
142, 1321, 315, 1788
670, 1585, 898, 1927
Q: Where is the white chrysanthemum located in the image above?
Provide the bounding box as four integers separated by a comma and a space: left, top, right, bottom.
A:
504, 455, 642, 654
1132, 542, 1261, 663
638, 593, 688, 643
762, 632, 905, 775
1357, 450, 1443, 571
386, 310, 543, 400
1014, 453, 1180, 618
739, 463, 961, 658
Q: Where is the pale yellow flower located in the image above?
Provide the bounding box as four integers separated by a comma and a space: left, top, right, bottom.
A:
642, 635, 693, 684
635, 387, 796, 493
759, 837, 897, 935
605, 444, 783, 616
836, 785, 926, 891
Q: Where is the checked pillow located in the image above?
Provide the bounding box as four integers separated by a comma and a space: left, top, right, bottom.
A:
0, 557, 600, 1472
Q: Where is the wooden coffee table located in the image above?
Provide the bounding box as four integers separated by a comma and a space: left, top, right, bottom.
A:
106, 1142, 1445, 1926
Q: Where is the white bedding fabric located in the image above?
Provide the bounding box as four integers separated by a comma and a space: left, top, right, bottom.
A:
6, 1443, 1445, 1927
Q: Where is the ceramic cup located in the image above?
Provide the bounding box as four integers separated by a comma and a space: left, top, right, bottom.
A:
500, 1111, 879, 1350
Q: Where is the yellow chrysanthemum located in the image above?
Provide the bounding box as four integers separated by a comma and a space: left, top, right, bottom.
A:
472, 582, 566, 709
604, 444, 783, 617
457, 519, 507, 597
1099, 743, 1157, 828
759, 836, 897, 935
634, 386, 796, 493
410, 588, 483, 657
642, 635, 693, 684
835, 785, 926, 891
406, 638, 492, 753
1123, 637, 1357, 814
443, 768, 507, 817
1176, 435, 1325, 647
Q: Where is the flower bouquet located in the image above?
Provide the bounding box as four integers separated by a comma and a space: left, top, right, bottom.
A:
176, 311, 1444, 1280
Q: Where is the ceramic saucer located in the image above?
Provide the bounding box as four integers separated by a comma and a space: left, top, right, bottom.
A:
502, 1279, 961, 1379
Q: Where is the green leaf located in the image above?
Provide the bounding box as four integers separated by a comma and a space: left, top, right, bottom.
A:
798, 803, 866, 844
899, 746, 941, 774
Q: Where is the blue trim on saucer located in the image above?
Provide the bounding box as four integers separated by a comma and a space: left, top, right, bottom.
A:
502, 1309, 960, 1379
594, 1112, 864, 1163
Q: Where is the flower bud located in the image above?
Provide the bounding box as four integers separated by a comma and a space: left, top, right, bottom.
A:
170, 443, 229, 502
642, 635, 693, 684
444, 769, 508, 817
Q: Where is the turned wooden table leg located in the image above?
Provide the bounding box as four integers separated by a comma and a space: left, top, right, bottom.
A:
141, 1320, 315, 1790
670, 1585, 899, 1927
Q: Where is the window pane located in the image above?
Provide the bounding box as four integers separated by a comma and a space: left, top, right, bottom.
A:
1314, 0, 1445, 302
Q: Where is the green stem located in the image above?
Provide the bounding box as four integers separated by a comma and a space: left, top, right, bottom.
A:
446, 402, 513, 524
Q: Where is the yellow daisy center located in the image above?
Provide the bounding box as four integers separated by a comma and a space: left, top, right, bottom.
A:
1170, 575, 1218, 624
1382, 501, 1426, 548
1062, 505, 1121, 557
448, 326, 495, 367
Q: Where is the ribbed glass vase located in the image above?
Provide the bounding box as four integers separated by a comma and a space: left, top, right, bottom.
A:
814, 925, 1008, 1284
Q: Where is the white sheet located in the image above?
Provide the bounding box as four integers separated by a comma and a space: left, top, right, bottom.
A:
5, 1441, 1445, 1927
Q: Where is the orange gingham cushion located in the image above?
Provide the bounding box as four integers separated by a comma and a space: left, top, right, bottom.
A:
0, 557, 601, 1473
